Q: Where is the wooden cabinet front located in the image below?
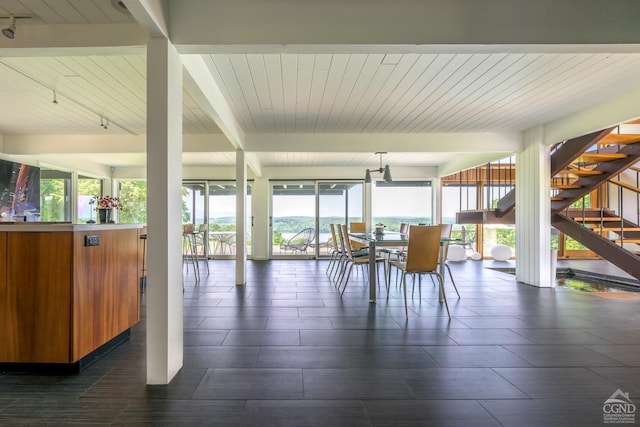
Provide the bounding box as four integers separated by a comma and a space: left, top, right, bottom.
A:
4, 232, 73, 363
72, 229, 140, 360
0, 232, 7, 360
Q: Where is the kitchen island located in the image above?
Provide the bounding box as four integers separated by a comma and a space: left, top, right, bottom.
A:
0, 223, 144, 371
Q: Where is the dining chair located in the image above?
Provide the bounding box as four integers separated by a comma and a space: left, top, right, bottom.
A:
333, 224, 352, 286
338, 224, 386, 296
439, 223, 460, 298
349, 222, 368, 250
326, 223, 344, 278
382, 222, 409, 284
388, 224, 450, 318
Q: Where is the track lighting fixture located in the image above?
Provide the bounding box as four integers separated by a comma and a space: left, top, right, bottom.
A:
364, 152, 392, 183
2, 17, 15, 39
100, 116, 109, 130
1, 15, 32, 40
52, 90, 58, 104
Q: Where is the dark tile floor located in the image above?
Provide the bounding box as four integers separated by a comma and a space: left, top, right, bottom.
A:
1, 259, 639, 426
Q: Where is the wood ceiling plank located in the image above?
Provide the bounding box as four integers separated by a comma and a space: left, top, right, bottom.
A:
263, 54, 285, 133
305, 54, 332, 132
314, 53, 349, 132
333, 53, 386, 132
207, 54, 256, 132
229, 54, 268, 132
294, 54, 314, 132
280, 53, 298, 133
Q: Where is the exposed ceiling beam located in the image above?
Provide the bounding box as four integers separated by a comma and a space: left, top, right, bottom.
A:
244, 132, 522, 153
122, 0, 169, 38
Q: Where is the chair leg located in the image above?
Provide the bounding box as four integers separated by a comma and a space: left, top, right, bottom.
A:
402, 272, 409, 318
437, 273, 451, 319
340, 264, 354, 296
445, 263, 461, 298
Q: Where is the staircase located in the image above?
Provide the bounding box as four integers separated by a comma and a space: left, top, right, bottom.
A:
550, 129, 640, 281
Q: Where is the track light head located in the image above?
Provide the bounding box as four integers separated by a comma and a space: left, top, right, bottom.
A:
2, 17, 15, 39
1, 15, 34, 40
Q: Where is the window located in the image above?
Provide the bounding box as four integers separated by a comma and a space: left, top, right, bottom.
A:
40, 168, 71, 222
118, 180, 147, 224
372, 181, 432, 230
78, 175, 102, 223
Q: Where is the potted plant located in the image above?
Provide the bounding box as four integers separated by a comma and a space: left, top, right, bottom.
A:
92, 195, 123, 223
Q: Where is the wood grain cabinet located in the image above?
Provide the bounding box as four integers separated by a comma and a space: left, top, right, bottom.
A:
0, 225, 142, 366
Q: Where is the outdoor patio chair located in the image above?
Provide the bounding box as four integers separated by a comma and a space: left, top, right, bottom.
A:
280, 227, 315, 254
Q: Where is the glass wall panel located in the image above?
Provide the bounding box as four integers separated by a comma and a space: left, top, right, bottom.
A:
271, 182, 316, 257
442, 184, 478, 253
78, 175, 102, 223
117, 180, 147, 224
372, 181, 432, 230
207, 182, 253, 258
40, 168, 71, 222
318, 181, 363, 257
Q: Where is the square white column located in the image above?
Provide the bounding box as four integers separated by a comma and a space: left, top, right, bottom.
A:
515, 126, 553, 287
236, 149, 247, 285
146, 37, 184, 384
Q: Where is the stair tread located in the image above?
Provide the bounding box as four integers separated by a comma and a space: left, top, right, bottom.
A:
613, 239, 640, 243
551, 184, 582, 189
551, 196, 565, 201
556, 169, 604, 176
591, 227, 640, 232
599, 134, 640, 145
576, 153, 628, 162
574, 217, 622, 221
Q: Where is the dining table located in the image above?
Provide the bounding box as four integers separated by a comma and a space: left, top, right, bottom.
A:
348, 231, 457, 303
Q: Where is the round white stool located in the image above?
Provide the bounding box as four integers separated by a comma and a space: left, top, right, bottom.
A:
447, 244, 467, 262
491, 244, 512, 261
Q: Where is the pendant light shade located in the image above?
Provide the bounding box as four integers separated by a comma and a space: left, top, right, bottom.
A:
383, 164, 392, 182
364, 152, 392, 183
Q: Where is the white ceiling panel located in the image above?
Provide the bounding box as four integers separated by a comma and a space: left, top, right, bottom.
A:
206, 52, 640, 136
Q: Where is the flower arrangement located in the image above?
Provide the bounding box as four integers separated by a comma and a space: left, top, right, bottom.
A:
90, 195, 123, 211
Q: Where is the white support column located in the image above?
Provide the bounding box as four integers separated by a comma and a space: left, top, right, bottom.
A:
146, 37, 184, 384
433, 177, 442, 225
515, 126, 553, 287
251, 177, 270, 260
236, 149, 247, 285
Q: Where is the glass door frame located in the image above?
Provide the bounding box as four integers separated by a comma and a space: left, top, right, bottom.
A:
316, 180, 365, 258
182, 180, 254, 260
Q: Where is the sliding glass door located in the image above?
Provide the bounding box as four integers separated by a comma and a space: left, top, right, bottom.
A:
182, 181, 253, 259
271, 182, 316, 258
270, 181, 364, 258
208, 182, 253, 258
318, 181, 364, 257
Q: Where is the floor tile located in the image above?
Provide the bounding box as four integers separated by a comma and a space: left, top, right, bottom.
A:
480, 398, 606, 427
241, 400, 369, 427
364, 400, 501, 427
302, 368, 415, 399
493, 367, 620, 398
502, 344, 624, 367
399, 367, 528, 399
193, 368, 303, 399
423, 345, 532, 367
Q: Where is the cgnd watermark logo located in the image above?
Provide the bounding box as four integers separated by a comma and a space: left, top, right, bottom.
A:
603, 389, 636, 424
